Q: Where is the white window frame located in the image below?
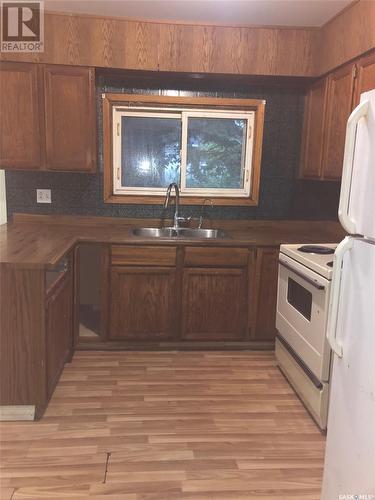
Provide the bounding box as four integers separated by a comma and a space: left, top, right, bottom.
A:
112, 106, 255, 198
113, 110, 182, 196
180, 110, 254, 198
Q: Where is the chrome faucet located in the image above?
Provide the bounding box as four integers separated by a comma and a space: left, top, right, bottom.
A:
163, 183, 189, 229
198, 198, 213, 229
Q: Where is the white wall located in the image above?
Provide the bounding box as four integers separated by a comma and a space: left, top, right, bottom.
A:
0, 171, 7, 225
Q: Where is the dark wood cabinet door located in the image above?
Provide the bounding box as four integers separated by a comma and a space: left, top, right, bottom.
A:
353, 51, 375, 106
44, 65, 96, 172
251, 247, 279, 342
322, 63, 356, 180
46, 274, 73, 399
0, 62, 43, 170
299, 78, 328, 179
109, 266, 178, 341
182, 267, 247, 341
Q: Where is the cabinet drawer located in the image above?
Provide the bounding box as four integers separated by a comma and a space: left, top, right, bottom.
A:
184, 247, 248, 267
111, 245, 177, 266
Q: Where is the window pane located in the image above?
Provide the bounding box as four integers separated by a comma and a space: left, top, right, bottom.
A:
186, 117, 247, 189
121, 116, 181, 188
287, 278, 312, 321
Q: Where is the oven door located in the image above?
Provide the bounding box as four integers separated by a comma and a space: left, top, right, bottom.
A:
276, 253, 331, 382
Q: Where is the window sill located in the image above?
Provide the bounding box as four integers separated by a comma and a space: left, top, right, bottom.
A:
104, 192, 259, 206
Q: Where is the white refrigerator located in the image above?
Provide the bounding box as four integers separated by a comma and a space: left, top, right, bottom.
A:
321, 89, 375, 499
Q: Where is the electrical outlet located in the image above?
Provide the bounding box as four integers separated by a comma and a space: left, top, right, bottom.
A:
36, 189, 52, 204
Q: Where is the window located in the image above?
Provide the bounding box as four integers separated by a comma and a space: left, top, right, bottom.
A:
113, 108, 254, 198
115, 112, 181, 191
104, 94, 265, 206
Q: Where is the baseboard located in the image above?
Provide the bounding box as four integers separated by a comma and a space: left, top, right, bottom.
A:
0, 405, 35, 421
77, 340, 275, 351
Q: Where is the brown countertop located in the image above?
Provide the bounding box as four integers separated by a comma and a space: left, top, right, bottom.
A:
0, 214, 346, 268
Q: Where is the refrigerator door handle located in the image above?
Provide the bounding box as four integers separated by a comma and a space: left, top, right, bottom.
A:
326, 237, 353, 358
338, 100, 369, 234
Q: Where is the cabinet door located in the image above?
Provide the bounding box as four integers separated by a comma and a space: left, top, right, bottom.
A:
322, 64, 356, 180
299, 78, 328, 179
251, 247, 279, 342
46, 274, 73, 398
109, 266, 178, 341
182, 267, 247, 341
44, 65, 96, 172
353, 51, 375, 106
0, 62, 43, 170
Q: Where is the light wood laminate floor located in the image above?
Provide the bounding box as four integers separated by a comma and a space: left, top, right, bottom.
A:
0, 351, 325, 499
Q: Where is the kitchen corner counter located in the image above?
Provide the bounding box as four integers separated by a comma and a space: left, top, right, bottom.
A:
0, 213, 346, 268
0, 213, 346, 418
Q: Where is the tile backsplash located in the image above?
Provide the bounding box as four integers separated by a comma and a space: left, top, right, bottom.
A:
5, 73, 339, 221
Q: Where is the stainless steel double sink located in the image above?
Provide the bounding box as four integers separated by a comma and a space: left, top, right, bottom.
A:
131, 227, 230, 239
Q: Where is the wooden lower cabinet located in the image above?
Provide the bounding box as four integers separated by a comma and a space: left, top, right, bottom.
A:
46, 273, 73, 398
105, 244, 277, 345
181, 267, 248, 341
251, 247, 279, 341
0, 252, 73, 419
109, 266, 178, 341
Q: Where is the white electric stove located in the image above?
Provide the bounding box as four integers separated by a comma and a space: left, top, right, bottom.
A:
279, 243, 337, 279
275, 243, 338, 430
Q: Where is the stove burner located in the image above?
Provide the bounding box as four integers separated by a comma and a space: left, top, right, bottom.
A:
327, 261, 334, 267
298, 245, 335, 255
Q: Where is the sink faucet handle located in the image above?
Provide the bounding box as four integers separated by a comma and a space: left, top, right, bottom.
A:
175, 215, 192, 227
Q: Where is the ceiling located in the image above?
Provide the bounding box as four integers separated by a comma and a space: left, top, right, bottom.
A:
44, 0, 353, 28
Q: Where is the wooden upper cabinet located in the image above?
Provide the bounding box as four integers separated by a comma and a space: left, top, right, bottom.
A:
321, 63, 356, 180
300, 62, 357, 181
0, 62, 96, 172
44, 65, 96, 172
0, 62, 43, 170
353, 51, 375, 106
299, 78, 328, 179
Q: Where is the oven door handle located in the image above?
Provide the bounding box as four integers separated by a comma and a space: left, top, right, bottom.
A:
278, 259, 325, 290
326, 237, 353, 358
